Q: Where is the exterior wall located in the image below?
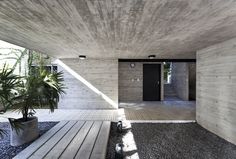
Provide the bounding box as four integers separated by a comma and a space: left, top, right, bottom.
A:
197, 38, 236, 145
57, 58, 118, 109
171, 63, 189, 100
119, 62, 164, 102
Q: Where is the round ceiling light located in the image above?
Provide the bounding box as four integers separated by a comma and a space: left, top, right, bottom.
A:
148, 55, 156, 59
78, 55, 86, 59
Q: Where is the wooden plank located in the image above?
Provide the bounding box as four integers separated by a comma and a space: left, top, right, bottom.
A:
59, 121, 93, 159
90, 121, 111, 159
44, 121, 85, 159
13, 121, 68, 159
29, 121, 77, 159
74, 121, 102, 159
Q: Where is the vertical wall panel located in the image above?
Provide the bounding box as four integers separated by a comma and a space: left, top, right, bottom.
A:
197, 38, 236, 145
171, 62, 189, 100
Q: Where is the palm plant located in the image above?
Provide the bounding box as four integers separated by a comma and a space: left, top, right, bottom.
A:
0, 49, 65, 144
0, 64, 21, 113
11, 66, 65, 121
0, 50, 66, 121
0, 64, 21, 137
0, 62, 65, 120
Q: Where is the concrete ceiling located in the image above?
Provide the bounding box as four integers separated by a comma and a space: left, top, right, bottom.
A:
1, 0, 236, 59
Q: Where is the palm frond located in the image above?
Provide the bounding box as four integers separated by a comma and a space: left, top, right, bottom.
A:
1, 55, 66, 121
8, 118, 23, 134
0, 129, 7, 139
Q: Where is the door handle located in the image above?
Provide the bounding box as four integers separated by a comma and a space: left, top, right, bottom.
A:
157, 81, 160, 85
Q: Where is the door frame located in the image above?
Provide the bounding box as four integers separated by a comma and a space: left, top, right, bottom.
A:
143, 64, 162, 101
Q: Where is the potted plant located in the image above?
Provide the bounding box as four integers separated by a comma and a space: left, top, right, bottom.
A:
0, 64, 21, 139
0, 61, 65, 146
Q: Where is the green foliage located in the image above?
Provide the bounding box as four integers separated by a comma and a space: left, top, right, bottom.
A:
0, 128, 6, 139
0, 64, 21, 112
0, 52, 65, 122
0, 48, 28, 75
164, 62, 171, 82
10, 67, 65, 121
0, 64, 22, 137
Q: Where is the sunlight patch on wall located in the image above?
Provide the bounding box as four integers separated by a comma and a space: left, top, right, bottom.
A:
55, 59, 118, 108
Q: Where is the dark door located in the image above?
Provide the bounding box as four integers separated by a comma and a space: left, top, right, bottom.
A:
143, 64, 161, 101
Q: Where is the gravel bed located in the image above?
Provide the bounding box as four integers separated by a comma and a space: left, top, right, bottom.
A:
106, 122, 236, 159
0, 121, 58, 159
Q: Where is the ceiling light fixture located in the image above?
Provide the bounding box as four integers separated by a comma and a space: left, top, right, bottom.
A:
78, 55, 86, 60
148, 55, 156, 59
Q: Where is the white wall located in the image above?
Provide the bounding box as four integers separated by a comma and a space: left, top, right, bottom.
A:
57, 58, 118, 109
197, 38, 236, 145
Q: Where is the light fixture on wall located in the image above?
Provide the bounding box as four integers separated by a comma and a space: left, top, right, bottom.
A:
148, 55, 156, 59
130, 63, 135, 68
78, 55, 86, 60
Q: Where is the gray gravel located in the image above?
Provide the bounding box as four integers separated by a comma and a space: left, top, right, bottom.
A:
0, 122, 58, 159
106, 122, 236, 159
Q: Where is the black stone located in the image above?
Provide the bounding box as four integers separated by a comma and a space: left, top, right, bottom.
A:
0, 122, 58, 159
116, 121, 122, 133
106, 122, 236, 159
115, 143, 124, 159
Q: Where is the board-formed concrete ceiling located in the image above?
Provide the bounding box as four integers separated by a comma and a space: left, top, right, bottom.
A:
0, 0, 236, 59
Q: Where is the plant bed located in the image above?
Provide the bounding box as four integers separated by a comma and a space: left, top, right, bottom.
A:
106, 122, 236, 159
0, 121, 58, 159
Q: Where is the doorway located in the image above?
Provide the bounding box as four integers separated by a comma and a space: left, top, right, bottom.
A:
143, 64, 161, 101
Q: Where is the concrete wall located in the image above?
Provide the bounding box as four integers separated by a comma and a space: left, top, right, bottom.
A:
57, 58, 118, 109
119, 62, 164, 102
171, 63, 189, 100
164, 84, 177, 98
197, 38, 236, 145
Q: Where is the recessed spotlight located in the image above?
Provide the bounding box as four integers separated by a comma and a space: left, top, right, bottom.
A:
78, 55, 86, 59
148, 55, 156, 59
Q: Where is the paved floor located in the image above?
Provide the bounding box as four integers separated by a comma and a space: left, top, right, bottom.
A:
0, 101, 195, 122
119, 100, 196, 120
0, 109, 118, 122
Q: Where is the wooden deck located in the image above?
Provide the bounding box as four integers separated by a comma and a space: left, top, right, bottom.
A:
14, 121, 111, 159
0, 101, 196, 123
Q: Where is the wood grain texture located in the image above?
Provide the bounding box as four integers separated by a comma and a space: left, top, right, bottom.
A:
90, 121, 110, 159
13, 121, 69, 159
197, 38, 236, 145
1, 0, 236, 59
14, 121, 111, 159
